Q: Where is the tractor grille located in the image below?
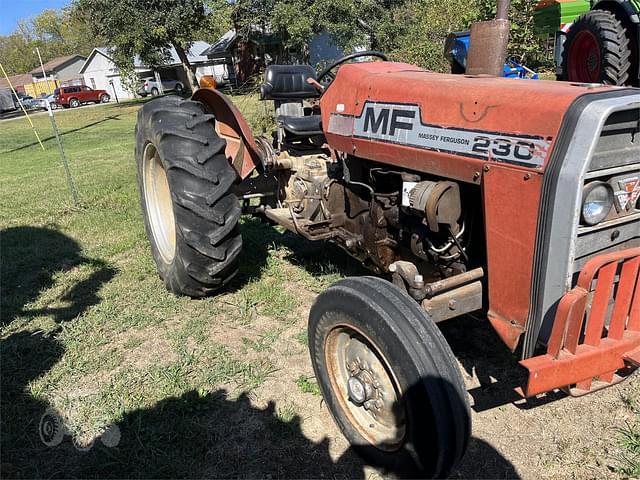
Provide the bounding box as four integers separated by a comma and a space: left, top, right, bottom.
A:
574, 108, 640, 273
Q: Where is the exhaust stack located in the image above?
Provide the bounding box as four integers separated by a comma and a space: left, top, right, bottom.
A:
466, 0, 511, 77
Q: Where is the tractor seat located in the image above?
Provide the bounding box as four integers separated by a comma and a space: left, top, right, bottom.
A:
277, 114, 323, 136
261, 65, 320, 100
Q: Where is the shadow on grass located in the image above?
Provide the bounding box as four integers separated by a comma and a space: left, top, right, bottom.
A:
2, 115, 123, 154
1, 226, 117, 327
0, 224, 518, 478
1, 326, 517, 479
440, 316, 566, 413
231, 216, 369, 290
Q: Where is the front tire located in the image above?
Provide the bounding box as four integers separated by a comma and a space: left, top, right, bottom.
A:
135, 96, 242, 297
100, 93, 110, 103
309, 277, 470, 478
562, 10, 631, 85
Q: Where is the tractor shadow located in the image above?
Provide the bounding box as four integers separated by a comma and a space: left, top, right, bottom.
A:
440, 316, 566, 413
230, 216, 368, 290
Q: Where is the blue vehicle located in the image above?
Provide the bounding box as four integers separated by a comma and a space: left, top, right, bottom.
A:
444, 31, 539, 79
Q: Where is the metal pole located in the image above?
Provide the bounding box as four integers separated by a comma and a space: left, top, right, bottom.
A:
496, 0, 511, 20
35, 47, 52, 94
47, 102, 79, 206
153, 70, 165, 95
109, 80, 120, 103
35, 48, 79, 206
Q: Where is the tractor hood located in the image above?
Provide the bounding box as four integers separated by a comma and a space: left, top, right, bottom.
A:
320, 61, 628, 183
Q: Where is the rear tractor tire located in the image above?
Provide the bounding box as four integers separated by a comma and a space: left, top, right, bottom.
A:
309, 276, 470, 478
135, 95, 242, 297
562, 10, 631, 85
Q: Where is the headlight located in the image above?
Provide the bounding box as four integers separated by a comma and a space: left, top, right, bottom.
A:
581, 181, 613, 226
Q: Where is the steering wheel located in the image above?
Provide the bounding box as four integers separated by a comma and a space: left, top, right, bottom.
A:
317, 51, 388, 85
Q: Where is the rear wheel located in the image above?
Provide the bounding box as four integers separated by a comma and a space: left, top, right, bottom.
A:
135, 96, 242, 297
175, 83, 184, 95
562, 10, 631, 85
69, 98, 80, 108
151, 87, 159, 96
309, 277, 470, 478
100, 93, 110, 103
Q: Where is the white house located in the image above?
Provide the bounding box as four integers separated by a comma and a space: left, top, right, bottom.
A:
80, 48, 146, 99
80, 43, 216, 99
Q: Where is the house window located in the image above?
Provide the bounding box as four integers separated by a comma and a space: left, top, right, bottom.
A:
90, 78, 96, 89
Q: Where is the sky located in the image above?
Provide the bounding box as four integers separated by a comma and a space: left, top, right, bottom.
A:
1, 0, 70, 35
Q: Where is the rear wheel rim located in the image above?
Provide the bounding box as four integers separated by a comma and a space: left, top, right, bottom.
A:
142, 143, 176, 263
569, 31, 601, 83
325, 323, 406, 451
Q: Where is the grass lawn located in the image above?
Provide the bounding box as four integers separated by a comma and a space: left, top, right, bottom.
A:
1, 95, 639, 479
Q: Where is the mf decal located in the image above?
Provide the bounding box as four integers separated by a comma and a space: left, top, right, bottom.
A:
615, 176, 640, 211
350, 102, 553, 168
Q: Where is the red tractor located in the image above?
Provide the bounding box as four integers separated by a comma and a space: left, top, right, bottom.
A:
135, 5, 640, 477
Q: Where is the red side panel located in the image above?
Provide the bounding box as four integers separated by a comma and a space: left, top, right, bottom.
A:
483, 165, 543, 350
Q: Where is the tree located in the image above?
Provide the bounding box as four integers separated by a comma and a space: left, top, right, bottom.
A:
474, 0, 553, 69
385, 0, 479, 72
229, 0, 478, 73
198, 0, 234, 42
74, 0, 209, 88
0, 8, 97, 76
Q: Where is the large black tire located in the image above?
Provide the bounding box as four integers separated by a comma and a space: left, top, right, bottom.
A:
562, 10, 631, 85
135, 95, 242, 297
309, 277, 470, 478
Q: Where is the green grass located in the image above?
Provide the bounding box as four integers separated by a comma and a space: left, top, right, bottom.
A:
614, 395, 640, 476
0, 95, 362, 478
295, 375, 321, 396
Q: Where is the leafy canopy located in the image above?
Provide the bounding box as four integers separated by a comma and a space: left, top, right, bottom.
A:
0, 8, 97, 76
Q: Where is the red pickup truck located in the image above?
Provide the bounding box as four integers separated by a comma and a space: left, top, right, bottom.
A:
54, 85, 110, 108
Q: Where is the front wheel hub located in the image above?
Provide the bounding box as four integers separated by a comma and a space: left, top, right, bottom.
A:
347, 371, 375, 405
325, 326, 406, 451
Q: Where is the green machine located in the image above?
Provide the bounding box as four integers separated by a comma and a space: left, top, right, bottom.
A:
534, 0, 640, 86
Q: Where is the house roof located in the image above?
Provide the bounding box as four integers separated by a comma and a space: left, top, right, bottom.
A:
81, 42, 212, 74
161, 41, 212, 65
30, 54, 86, 75
200, 30, 237, 58
0, 73, 32, 90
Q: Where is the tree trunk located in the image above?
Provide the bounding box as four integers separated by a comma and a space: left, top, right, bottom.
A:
173, 43, 199, 90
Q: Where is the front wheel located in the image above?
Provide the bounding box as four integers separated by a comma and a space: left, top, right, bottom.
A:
175, 83, 184, 95
100, 93, 110, 103
309, 277, 470, 478
135, 96, 242, 297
